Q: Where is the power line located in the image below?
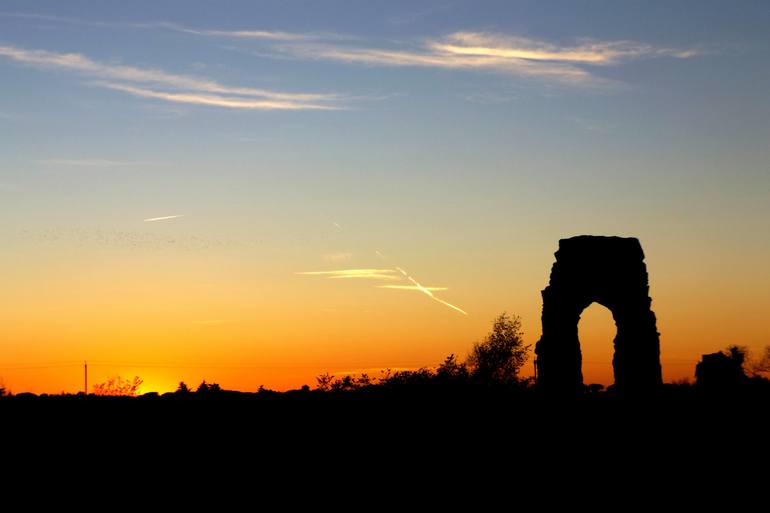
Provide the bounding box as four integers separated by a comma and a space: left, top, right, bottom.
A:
0, 361, 426, 370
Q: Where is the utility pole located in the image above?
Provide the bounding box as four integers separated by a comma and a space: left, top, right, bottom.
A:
84, 361, 88, 395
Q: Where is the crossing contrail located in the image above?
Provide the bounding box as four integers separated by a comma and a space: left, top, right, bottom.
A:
296, 248, 467, 315
377, 285, 448, 291
394, 266, 467, 315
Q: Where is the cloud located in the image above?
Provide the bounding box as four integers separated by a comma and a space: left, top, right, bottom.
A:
274, 42, 584, 84
429, 32, 698, 65
0, 44, 344, 110
97, 82, 339, 111
0, 17, 701, 92
273, 31, 698, 85
157, 22, 345, 42
144, 215, 184, 222
296, 269, 399, 280
0, 13, 347, 42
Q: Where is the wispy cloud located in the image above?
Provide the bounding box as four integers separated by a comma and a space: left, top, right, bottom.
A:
296, 269, 399, 280
428, 32, 698, 65
144, 215, 184, 222
97, 82, 339, 111
0, 44, 345, 110
0, 13, 346, 42
38, 158, 163, 167
272, 31, 698, 86
157, 22, 345, 42
1, 13, 702, 90
0, 11, 114, 26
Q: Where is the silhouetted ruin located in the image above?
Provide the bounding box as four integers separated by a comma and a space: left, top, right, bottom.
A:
695, 347, 747, 389
535, 236, 662, 393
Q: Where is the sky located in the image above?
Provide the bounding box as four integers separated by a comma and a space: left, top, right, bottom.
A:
1, 0, 769, 393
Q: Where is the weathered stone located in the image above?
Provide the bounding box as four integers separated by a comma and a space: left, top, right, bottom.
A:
535, 236, 662, 393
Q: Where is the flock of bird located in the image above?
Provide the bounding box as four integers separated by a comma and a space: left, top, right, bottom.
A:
16, 226, 260, 251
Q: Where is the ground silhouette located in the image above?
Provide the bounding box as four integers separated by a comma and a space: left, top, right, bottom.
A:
3, 236, 770, 465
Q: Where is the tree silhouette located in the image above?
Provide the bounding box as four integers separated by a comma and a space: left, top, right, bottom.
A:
196, 380, 222, 394
749, 345, 770, 378
92, 376, 143, 396
316, 373, 335, 391
468, 312, 530, 385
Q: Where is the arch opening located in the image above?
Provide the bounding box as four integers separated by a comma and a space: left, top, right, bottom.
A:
577, 302, 617, 388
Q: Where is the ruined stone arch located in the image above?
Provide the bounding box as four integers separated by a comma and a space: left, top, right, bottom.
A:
535, 236, 662, 392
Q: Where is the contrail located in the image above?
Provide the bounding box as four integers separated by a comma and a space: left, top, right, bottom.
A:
377, 285, 448, 291
395, 267, 467, 315
295, 269, 399, 280
297, 249, 467, 315
144, 214, 184, 222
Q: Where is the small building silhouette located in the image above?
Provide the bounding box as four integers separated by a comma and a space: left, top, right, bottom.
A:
695, 349, 747, 389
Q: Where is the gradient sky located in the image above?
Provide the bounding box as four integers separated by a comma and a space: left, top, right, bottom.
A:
2, 1, 769, 393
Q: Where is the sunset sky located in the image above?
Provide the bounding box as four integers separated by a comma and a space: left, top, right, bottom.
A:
2, 1, 769, 393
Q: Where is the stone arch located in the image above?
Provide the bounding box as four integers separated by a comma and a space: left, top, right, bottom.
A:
535, 236, 662, 392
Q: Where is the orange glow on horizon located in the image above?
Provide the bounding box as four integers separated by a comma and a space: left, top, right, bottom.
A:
1, 231, 767, 394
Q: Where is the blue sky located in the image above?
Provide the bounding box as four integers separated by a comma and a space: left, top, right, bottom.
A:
1, 1, 770, 390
